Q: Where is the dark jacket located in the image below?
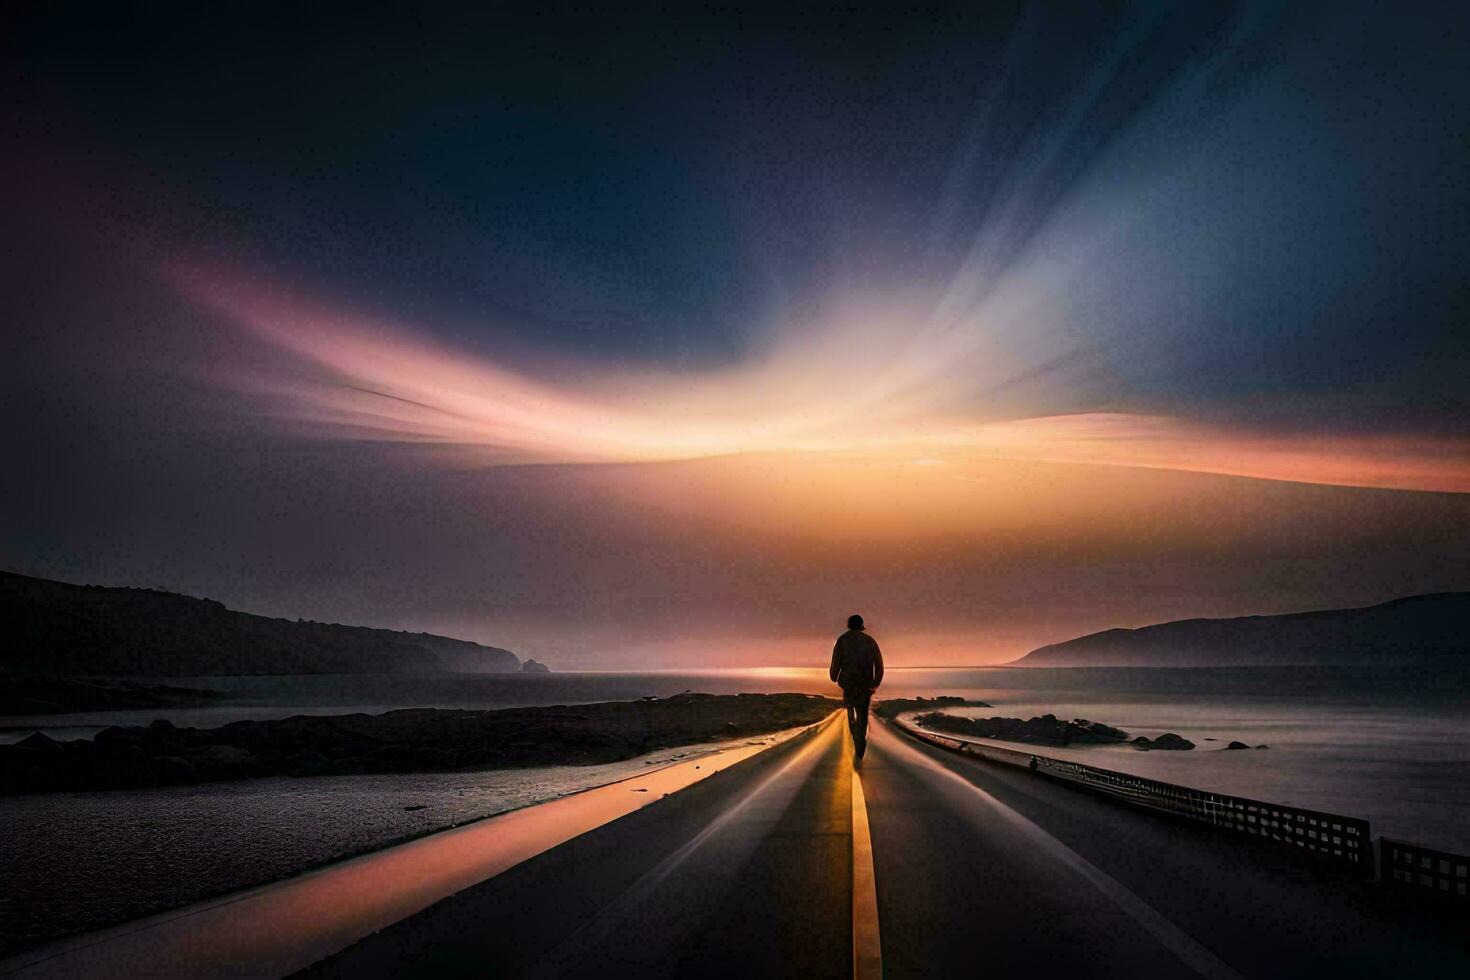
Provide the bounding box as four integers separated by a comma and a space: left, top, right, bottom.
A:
829, 629, 884, 692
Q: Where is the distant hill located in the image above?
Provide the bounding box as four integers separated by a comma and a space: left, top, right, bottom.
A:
0, 571, 521, 676
1011, 593, 1470, 667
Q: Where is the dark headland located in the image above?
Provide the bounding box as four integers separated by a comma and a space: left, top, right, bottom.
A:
0, 569, 523, 676
1011, 593, 1470, 667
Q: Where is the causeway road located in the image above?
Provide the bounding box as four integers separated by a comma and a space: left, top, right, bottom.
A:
310, 715, 1470, 979
8, 712, 1468, 978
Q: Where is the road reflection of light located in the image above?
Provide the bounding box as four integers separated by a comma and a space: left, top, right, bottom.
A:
512, 714, 848, 974
3, 719, 837, 978
871, 723, 1240, 980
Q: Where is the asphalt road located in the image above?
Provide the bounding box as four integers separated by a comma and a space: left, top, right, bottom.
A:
12, 709, 1466, 979
305, 714, 856, 979
311, 712, 1470, 980
863, 720, 1470, 979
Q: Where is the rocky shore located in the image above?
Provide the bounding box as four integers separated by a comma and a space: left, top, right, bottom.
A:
873, 696, 990, 719
913, 711, 1133, 747
1130, 732, 1195, 751
0, 693, 838, 794
906, 710, 1268, 753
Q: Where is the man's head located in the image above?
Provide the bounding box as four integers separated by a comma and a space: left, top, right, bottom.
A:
847, 614, 864, 631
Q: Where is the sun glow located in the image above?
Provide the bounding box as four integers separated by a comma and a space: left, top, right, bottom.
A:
173, 265, 1470, 494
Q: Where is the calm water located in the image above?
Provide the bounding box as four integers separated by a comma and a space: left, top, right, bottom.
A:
0, 730, 796, 957
885, 666, 1470, 851
1, 665, 1467, 956
3, 666, 1466, 847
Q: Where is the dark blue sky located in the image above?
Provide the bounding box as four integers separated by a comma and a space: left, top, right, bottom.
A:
12, 2, 1465, 412
4, 3, 1468, 664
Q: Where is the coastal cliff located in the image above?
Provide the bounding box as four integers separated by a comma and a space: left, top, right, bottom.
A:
1012, 593, 1470, 667
0, 570, 520, 676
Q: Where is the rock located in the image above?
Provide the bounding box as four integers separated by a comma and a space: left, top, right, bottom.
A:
521, 659, 551, 673
1150, 733, 1195, 750
152, 756, 196, 781
283, 749, 335, 777
1225, 741, 1250, 750
1075, 720, 1128, 742
17, 732, 62, 752
1256, 744, 1270, 749
366, 744, 436, 771
190, 744, 259, 777
85, 744, 153, 788
1131, 733, 1195, 751
1, 694, 841, 794
201, 744, 257, 765
873, 696, 982, 720
93, 726, 139, 746
918, 712, 1128, 746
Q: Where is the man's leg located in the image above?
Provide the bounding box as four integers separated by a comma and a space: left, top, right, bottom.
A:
851, 689, 872, 756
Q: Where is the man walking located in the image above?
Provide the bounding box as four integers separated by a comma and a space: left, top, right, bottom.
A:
829, 614, 884, 759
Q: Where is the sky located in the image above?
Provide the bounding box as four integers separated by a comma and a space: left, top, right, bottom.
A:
4, 3, 1468, 668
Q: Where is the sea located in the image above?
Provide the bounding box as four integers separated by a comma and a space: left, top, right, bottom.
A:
2, 665, 1467, 956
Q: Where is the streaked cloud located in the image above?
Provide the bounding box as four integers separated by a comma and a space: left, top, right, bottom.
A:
174, 266, 1470, 493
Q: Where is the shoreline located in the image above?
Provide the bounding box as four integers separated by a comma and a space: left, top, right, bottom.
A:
887, 704, 1470, 853
0, 723, 819, 959
0, 693, 839, 794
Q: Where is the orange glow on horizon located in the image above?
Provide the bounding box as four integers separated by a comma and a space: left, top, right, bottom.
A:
172, 266, 1470, 494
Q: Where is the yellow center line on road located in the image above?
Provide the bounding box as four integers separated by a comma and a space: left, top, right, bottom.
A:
851, 759, 883, 979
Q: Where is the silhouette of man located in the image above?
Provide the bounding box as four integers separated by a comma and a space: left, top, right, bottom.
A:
829, 614, 884, 759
